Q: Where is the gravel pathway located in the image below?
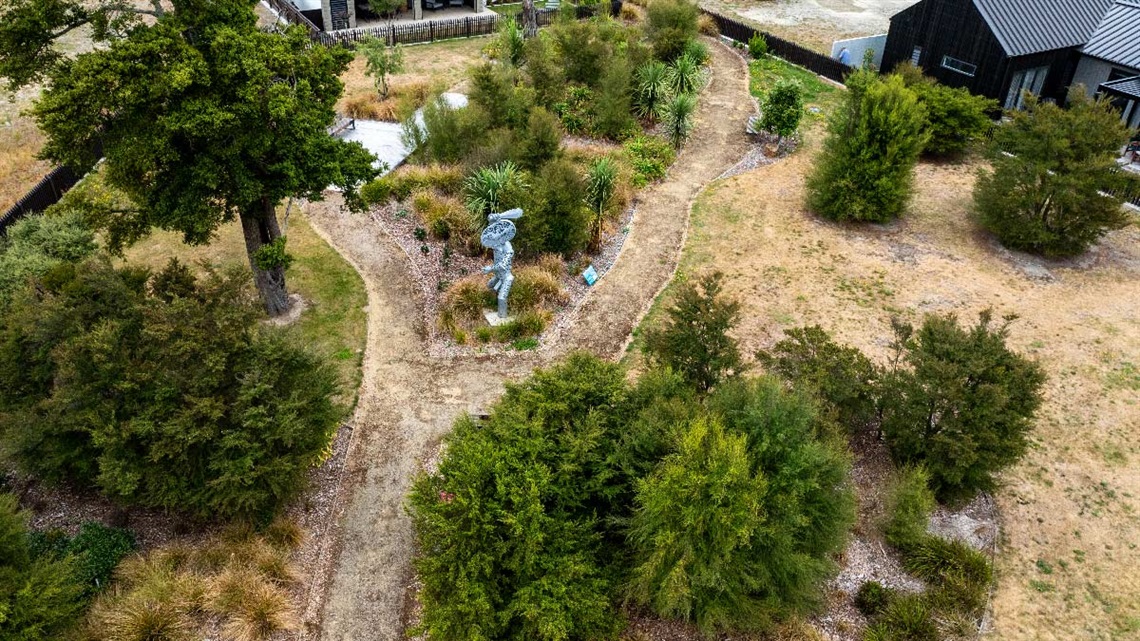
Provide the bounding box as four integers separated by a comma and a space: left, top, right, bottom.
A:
303, 39, 754, 641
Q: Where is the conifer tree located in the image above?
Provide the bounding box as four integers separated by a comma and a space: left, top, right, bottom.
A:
805, 71, 928, 222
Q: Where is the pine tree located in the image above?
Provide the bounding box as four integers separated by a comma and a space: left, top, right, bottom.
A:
643, 272, 743, 393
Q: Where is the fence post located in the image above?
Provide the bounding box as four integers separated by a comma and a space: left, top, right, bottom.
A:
430, 21, 434, 42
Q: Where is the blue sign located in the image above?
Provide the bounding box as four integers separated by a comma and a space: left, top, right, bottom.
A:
582, 265, 598, 286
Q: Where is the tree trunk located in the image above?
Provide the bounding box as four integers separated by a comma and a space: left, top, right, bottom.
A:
241, 199, 291, 317
522, 0, 537, 38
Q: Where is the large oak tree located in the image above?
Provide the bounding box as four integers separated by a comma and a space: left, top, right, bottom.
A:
1, 0, 378, 315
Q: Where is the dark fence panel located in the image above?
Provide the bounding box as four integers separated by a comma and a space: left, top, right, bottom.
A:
0, 166, 82, 236
313, 3, 614, 47
700, 9, 853, 84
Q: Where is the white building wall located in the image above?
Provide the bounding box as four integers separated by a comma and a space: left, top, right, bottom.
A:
830, 34, 887, 67
1073, 55, 1140, 97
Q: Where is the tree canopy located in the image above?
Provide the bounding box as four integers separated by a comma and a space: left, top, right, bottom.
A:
974, 89, 1133, 256
5, 0, 378, 315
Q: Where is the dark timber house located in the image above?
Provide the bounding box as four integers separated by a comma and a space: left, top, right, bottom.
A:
881, 0, 1119, 110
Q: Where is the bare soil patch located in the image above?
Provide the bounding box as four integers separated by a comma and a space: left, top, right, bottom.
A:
704, 0, 912, 54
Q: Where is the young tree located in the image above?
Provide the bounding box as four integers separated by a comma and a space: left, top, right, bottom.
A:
759, 79, 804, 150
626, 416, 768, 635
645, 0, 699, 61
358, 37, 405, 98
662, 92, 698, 149
633, 61, 670, 120
409, 354, 630, 641
629, 378, 855, 635
19, 0, 378, 316
879, 311, 1046, 501
643, 271, 743, 392
805, 71, 929, 222
974, 90, 1133, 256
585, 157, 619, 250
757, 325, 879, 433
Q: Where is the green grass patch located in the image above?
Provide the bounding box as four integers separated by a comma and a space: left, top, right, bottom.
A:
749, 55, 841, 118
281, 215, 368, 405
121, 212, 368, 409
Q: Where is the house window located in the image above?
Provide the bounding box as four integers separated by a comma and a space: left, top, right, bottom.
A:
941, 55, 977, 77
911, 47, 922, 65
1004, 66, 1049, 110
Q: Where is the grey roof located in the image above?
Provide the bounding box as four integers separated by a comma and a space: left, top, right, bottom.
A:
1082, 1, 1140, 69
972, 0, 1115, 57
1101, 75, 1140, 98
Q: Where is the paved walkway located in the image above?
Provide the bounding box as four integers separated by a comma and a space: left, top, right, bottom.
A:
303, 39, 754, 641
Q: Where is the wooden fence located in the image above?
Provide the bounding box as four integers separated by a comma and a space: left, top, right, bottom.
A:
0, 165, 84, 236
700, 9, 853, 84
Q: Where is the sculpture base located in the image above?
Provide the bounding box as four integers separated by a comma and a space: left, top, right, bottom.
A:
483, 309, 514, 326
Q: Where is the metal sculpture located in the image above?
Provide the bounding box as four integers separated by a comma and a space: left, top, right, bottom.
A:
481, 208, 523, 319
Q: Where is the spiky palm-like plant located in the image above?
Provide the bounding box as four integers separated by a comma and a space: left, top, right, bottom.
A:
585, 157, 619, 249
663, 92, 698, 149
464, 161, 528, 216
666, 52, 704, 96
634, 61, 670, 120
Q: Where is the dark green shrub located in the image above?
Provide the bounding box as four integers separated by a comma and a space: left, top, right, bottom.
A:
623, 134, 675, 186
67, 522, 137, 597
408, 354, 630, 641
680, 38, 709, 65
645, 0, 699, 61
760, 79, 804, 145
644, 272, 743, 393
748, 33, 768, 58
881, 466, 935, 551
864, 594, 938, 641
417, 97, 490, 164
627, 415, 768, 635
628, 377, 855, 635
855, 581, 896, 618
469, 63, 534, 130
524, 33, 565, 107
805, 71, 928, 222
0, 210, 97, 310
757, 325, 878, 433
520, 158, 592, 256
974, 89, 1132, 256
0, 260, 344, 519
549, 19, 613, 86
0, 494, 86, 640
518, 107, 563, 170
552, 85, 594, 135
895, 64, 997, 157
879, 311, 1046, 501
593, 58, 636, 140
359, 178, 392, 204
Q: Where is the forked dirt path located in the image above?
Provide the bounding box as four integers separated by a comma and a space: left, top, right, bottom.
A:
303, 39, 753, 641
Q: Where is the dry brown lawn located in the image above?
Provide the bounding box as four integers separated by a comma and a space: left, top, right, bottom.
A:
337, 37, 489, 118
0, 102, 50, 213
660, 129, 1140, 640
